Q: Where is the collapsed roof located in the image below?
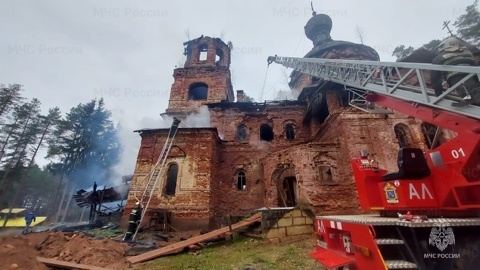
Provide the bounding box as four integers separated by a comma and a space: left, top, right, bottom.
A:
73, 183, 130, 208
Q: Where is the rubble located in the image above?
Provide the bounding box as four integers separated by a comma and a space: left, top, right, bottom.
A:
0, 225, 245, 268
0, 231, 129, 270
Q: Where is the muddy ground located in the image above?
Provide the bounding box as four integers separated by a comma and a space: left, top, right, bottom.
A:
1, 231, 129, 269
0, 228, 206, 270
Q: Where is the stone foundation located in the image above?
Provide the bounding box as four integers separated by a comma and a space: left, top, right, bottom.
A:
260, 208, 314, 244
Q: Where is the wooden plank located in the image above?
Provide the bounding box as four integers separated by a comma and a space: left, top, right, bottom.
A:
35, 234, 51, 250
36, 257, 112, 270
227, 214, 234, 242
127, 212, 262, 264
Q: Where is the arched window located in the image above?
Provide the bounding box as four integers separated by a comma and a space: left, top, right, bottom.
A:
285, 124, 295, 140
260, 124, 274, 141
165, 164, 178, 196
189, 82, 208, 100
237, 171, 246, 190
237, 124, 247, 141
394, 123, 412, 148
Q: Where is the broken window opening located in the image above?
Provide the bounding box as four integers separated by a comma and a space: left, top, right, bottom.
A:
279, 177, 297, 207
165, 164, 178, 196
237, 124, 248, 141
318, 166, 338, 186
421, 122, 442, 149
285, 124, 295, 140
188, 82, 208, 100
215, 48, 224, 65
260, 124, 274, 141
394, 123, 412, 148
302, 91, 329, 125
336, 89, 351, 107
199, 44, 208, 61
237, 171, 246, 190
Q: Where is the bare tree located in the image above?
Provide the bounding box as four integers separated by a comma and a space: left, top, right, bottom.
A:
176, 57, 185, 68
355, 25, 366, 44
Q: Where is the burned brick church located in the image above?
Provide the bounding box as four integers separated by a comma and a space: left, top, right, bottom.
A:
122, 14, 443, 230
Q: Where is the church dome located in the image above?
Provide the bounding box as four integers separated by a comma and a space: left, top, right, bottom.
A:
304, 14, 332, 41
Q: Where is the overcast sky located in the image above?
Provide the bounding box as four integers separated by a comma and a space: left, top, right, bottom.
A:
0, 0, 475, 179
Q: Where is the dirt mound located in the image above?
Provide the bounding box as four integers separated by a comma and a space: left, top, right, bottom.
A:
0, 234, 48, 270
1, 229, 219, 269
0, 231, 130, 269
40, 232, 129, 268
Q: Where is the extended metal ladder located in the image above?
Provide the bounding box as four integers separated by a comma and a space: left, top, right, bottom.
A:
132, 118, 181, 241
267, 56, 480, 120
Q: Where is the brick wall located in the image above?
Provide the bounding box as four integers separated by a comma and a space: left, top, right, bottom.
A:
123, 128, 220, 230
209, 102, 310, 224
122, 35, 444, 231
166, 36, 234, 116
165, 67, 234, 114
261, 209, 314, 243
260, 90, 431, 215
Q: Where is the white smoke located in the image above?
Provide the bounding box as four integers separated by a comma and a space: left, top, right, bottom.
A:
110, 115, 171, 186
181, 105, 211, 128
248, 138, 270, 152
274, 89, 296, 100
110, 106, 213, 185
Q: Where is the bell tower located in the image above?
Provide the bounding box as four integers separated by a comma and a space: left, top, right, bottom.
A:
165, 36, 234, 117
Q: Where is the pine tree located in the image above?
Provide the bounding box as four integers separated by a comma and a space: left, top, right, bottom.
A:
46, 99, 120, 220
454, 0, 480, 44
20, 165, 59, 215
0, 98, 41, 198
0, 84, 24, 120
5, 99, 42, 167
422, 39, 442, 51
391, 1, 479, 60
1, 107, 62, 227
33, 107, 62, 159
0, 98, 42, 218
243, 93, 255, 102
392, 45, 415, 60
47, 98, 121, 188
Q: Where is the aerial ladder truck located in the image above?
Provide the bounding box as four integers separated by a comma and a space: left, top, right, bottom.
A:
267, 55, 480, 269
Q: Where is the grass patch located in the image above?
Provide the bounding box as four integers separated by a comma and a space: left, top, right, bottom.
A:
85, 228, 123, 238
140, 236, 323, 270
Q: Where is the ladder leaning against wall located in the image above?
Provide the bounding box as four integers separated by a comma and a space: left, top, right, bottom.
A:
132, 118, 181, 241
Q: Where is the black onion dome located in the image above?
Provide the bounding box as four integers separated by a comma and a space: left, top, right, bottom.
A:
304, 14, 332, 41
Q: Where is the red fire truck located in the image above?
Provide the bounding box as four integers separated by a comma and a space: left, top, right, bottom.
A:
268, 56, 480, 269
